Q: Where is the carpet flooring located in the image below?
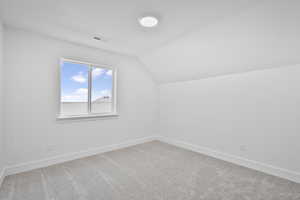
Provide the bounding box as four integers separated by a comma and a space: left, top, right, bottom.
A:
0, 141, 300, 200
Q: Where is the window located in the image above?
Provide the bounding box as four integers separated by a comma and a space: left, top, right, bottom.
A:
58, 58, 117, 119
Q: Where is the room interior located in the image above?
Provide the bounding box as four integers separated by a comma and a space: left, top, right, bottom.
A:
0, 0, 300, 199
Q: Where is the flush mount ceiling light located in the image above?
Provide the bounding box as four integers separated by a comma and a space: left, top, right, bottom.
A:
139, 16, 158, 27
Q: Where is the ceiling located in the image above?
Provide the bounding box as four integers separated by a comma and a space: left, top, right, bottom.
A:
1, 0, 300, 83
141, 0, 300, 83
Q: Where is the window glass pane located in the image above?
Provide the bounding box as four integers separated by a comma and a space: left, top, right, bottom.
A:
60, 61, 89, 115
91, 67, 113, 113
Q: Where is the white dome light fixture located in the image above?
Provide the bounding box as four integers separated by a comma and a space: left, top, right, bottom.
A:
139, 16, 158, 27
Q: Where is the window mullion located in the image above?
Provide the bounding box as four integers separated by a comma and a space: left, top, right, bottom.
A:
88, 65, 92, 113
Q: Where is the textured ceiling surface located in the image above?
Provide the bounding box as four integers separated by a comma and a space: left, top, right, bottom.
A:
1, 0, 299, 83
141, 0, 300, 83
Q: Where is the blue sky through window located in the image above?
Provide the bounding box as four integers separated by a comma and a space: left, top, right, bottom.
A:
61, 61, 112, 103
91, 67, 113, 102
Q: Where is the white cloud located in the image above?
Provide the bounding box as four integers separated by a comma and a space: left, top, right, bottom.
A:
75, 88, 88, 95
71, 72, 87, 83
61, 95, 82, 102
61, 88, 88, 102
92, 68, 105, 78
106, 70, 112, 76
100, 89, 112, 97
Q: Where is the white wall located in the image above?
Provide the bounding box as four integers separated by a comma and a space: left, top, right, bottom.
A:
3, 27, 158, 166
159, 65, 300, 174
3, 23, 300, 183
0, 21, 5, 175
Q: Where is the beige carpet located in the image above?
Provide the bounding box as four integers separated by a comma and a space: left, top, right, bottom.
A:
1, 141, 300, 200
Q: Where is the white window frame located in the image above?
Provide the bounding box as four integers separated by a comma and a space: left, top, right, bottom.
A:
57, 58, 118, 119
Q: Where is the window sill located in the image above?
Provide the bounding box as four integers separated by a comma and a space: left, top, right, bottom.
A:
57, 113, 119, 120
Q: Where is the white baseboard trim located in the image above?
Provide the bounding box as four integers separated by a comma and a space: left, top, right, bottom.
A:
157, 137, 300, 184
4, 136, 157, 176
2, 136, 300, 185
0, 168, 5, 188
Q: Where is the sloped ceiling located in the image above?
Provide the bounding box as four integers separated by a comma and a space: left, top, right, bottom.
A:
140, 0, 300, 83
1, 0, 300, 83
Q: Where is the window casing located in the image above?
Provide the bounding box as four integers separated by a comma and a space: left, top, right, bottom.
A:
58, 58, 117, 119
